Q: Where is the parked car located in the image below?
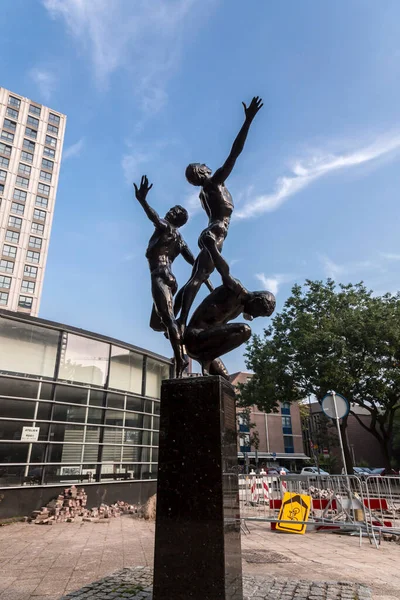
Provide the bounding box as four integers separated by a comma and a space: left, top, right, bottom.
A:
370, 467, 398, 476
352, 467, 372, 479
301, 466, 330, 477
275, 466, 292, 474
264, 467, 280, 475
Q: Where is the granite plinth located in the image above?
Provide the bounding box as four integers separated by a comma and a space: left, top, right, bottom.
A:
152, 375, 243, 600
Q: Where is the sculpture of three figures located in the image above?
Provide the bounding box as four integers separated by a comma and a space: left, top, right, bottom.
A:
134, 97, 275, 379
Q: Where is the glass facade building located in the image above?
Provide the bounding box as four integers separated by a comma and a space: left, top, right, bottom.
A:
0, 310, 172, 488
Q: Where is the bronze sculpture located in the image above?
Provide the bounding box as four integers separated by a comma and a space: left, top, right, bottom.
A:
184, 272, 275, 379
135, 96, 275, 379
134, 175, 212, 377
174, 96, 263, 328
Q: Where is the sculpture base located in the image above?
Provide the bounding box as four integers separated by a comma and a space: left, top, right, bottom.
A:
153, 375, 243, 600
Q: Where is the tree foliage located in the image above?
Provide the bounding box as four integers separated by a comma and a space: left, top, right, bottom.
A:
239, 279, 400, 469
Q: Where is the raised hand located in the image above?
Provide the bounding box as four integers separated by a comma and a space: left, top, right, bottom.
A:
133, 175, 153, 201
242, 96, 263, 121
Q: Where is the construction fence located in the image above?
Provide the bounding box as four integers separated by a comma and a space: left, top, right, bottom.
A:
239, 473, 400, 547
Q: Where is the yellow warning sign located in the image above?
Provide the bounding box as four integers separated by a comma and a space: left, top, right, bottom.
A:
275, 492, 312, 534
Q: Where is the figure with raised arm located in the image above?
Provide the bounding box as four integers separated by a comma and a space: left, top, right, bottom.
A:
175, 96, 263, 327
134, 175, 212, 377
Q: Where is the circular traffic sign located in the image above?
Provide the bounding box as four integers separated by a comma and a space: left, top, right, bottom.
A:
321, 392, 349, 420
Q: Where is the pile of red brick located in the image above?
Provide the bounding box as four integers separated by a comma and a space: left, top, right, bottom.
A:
26, 485, 138, 524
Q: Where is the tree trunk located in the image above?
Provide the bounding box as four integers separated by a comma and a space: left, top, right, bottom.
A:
379, 438, 392, 471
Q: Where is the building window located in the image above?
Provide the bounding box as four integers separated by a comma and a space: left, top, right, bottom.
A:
21, 280, 35, 294
5, 231, 19, 244
0, 170, 6, 182
27, 115, 39, 128
43, 146, 55, 159
25, 127, 37, 140
47, 124, 58, 135
282, 415, 293, 435
0, 275, 12, 289
3, 245, 17, 258
1, 131, 14, 142
16, 175, 29, 188
29, 236, 42, 249
281, 402, 291, 415
14, 189, 27, 202
0, 157, 9, 168
26, 251, 40, 264
0, 184, 3, 195
21, 151, 33, 163
38, 183, 50, 195
23, 139, 35, 152
40, 170, 52, 182
4, 119, 16, 132
41, 158, 54, 171
45, 135, 57, 148
18, 163, 31, 176
0, 142, 12, 156
0, 260, 14, 273
49, 113, 60, 125
0, 292, 8, 305
6, 107, 18, 119
11, 202, 24, 216
8, 216, 22, 229
283, 436, 294, 453
35, 195, 48, 208
18, 296, 33, 309
282, 416, 292, 427
8, 96, 21, 108
31, 222, 44, 235
24, 265, 38, 279
33, 208, 46, 221
29, 105, 41, 116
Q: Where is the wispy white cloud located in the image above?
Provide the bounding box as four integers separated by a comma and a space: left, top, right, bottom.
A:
319, 254, 376, 279
63, 138, 85, 161
381, 252, 400, 261
29, 67, 57, 101
229, 258, 241, 268
235, 132, 400, 219
184, 191, 203, 217
255, 273, 293, 296
43, 0, 211, 113
121, 149, 152, 185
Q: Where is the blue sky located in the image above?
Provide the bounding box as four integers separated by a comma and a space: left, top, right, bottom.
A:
3, 0, 400, 373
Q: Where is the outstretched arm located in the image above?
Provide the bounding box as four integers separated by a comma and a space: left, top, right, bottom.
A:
212, 96, 263, 185
134, 175, 165, 228
201, 232, 247, 297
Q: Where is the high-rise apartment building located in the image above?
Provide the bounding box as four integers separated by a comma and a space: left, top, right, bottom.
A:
0, 87, 66, 316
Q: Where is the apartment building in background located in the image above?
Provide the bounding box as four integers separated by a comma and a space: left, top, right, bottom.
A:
230, 372, 309, 470
0, 86, 66, 316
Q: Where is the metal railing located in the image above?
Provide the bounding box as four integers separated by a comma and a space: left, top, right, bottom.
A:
239, 473, 400, 547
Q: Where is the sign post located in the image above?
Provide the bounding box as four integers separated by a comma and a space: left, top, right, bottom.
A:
321, 392, 349, 474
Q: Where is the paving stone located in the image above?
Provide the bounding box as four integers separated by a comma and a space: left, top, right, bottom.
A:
59, 567, 372, 600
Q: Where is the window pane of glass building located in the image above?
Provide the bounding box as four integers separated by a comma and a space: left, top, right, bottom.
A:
109, 346, 143, 393
145, 358, 170, 399
0, 317, 59, 377
58, 333, 109, 386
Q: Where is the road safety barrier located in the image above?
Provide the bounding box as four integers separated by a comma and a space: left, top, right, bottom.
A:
239, 473, 400, 547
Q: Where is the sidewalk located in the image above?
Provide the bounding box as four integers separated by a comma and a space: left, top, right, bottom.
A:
0, 518, 398, 599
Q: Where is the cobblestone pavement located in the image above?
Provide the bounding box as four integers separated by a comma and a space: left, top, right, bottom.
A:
60, 567, 371, 600
0, 518, 398, 599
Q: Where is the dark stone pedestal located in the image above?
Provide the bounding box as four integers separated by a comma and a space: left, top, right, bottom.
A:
153, 376, 243, 600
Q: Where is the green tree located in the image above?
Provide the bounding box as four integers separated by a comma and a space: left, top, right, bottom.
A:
239, 280, 400, 471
